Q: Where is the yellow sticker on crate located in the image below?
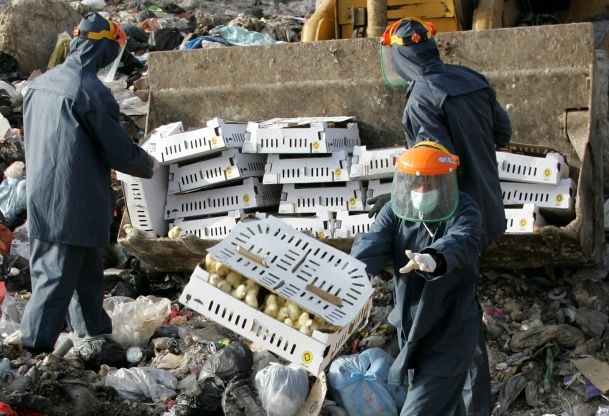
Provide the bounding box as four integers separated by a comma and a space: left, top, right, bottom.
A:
335, 168, 342, 177
243, 194, 251, 204
556, 194, 564, 203
519, 218, 528, 228
302, 351, 313, 364
349, 197, 357, 206
543, 168, 552, 178
312, 141, 321, 152
211, 136, 218, 146
317, 231, 326, 239
225, 166, 233, 176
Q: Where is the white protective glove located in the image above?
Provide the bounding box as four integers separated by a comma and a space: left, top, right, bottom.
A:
399, 250, 437, 274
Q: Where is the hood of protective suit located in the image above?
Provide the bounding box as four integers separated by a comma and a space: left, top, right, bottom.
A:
66, 12, 120, 72
391, 21, 490, 100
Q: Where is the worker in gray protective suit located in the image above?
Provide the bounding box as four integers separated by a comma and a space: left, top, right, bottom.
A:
352, 143, 482, 415
370, 18, 513, 416
21, 12, 157, 354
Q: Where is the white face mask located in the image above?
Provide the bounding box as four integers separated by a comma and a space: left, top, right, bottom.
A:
411, 189, 438, 214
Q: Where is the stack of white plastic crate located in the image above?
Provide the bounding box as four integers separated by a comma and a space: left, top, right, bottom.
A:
497, 151, 573, 233
244, 117, 363, 238
150, 118, 281, 240
333, 145, 405, 238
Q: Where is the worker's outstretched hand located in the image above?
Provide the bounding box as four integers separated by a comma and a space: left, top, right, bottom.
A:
367, 193, 391, 218
399, 250, 437, 274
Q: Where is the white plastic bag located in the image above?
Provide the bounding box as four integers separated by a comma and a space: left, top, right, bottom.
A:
105, 367, 177, 401
0, 294, 21, 338
254, 363, 309, 416
103, 295, 171, 348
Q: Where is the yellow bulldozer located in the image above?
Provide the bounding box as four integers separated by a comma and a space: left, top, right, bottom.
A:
302, 0, 609, 41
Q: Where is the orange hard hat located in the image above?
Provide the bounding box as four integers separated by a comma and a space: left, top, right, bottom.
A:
381, 17, 437, 46
396, 141, 460, 176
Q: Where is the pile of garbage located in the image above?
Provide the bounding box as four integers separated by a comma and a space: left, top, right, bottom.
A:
0, 256, 607, 415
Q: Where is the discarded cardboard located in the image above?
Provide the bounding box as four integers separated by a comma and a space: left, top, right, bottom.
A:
572, 357, 609, 393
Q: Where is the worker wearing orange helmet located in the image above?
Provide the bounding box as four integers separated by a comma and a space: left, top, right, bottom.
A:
21, 12, 157, 354
352, 142, 483, 415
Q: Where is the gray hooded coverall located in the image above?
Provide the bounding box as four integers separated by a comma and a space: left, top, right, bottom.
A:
21, 12, 155, 353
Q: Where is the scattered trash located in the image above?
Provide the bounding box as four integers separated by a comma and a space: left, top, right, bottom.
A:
328, 348, 405, 416
201, 341, 253, 382
255, 363, 309, 416
75, 336, 127, 371
0, 161, 26, 229
597, 405, 609, 415
571, 358, 609, 393
105, 367, 178, 401
103, 295, 172, 348
210, 25, 283, 46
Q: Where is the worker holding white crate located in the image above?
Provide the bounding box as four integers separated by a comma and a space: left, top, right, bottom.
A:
351, 143, 482, 416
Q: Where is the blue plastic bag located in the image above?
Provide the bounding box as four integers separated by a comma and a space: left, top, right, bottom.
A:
328, 348, 405, 416
209, 25, 283, 46
0, 176, 25, 229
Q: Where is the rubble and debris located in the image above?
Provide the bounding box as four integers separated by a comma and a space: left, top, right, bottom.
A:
0, 0, 81, 73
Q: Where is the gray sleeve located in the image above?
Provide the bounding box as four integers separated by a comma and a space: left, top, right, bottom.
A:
75, 85, 154, 179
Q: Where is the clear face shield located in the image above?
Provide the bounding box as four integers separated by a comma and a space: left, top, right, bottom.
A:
390, 145, 460, 222
379, 18, 436, 88
380, 44, 409, 88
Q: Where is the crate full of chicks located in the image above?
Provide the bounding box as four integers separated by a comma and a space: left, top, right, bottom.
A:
179, 217, 373, 375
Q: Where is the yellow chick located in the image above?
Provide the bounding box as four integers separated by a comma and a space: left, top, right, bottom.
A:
287, 302, 301, 321
245, 279, 260, 293
204, 253, 215, 271
231, 284, 247, 300
226, 271, 243, 287
214, 262, 230, 277
168, 226, 182, 239
217, 280, 232, 293
245, 291, 259, 308
276, 306, 290, 322
208, 273, 222, 287
283, 318, 295, 328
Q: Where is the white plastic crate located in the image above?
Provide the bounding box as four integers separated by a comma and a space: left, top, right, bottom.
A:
501, 178, 575, 210
173, 212, 269, 240
168, 149, 266, 194
164, 178, 281, 220
279, 182, 366, 214
349, 146, 405, 180
504, 204, 547, 233
243, 117, 360, 154
496, 151, 569, 185
140, 122, 184, 161
180, 265, 371, 375
273, 213, 333, 239
333, 211, 375, 238
173, 212, 239, 240
366, 179, 393, 210
159, 118, 248, 164
117, 122, 183, 236
263, 152, 350, 184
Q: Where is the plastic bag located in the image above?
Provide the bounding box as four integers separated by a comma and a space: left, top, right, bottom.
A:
209, 25, 282, 46
254, 363, 309, 416
0, 174, 26, 230
103, 295, 171, 348
105, 367, 177, 401
328, 348, 403, 416
74, 336, 127, 371
173, 375, 224, 416
0, 293, 21, 338
223, 377, 264, 416
201, 341, 253, 382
